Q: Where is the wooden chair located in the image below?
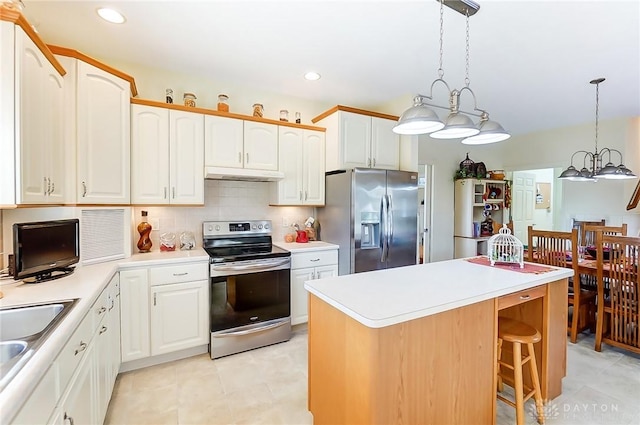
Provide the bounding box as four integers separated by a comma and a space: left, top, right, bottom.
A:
571, 219, 605, 247
582, 224, 627, 248
527, 226, 596, 343
594, 233, 640, 354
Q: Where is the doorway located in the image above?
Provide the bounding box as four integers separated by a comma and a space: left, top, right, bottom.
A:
511, 168, 556, 244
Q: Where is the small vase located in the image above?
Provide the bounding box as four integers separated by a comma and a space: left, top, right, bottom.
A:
137, 211, 152, 253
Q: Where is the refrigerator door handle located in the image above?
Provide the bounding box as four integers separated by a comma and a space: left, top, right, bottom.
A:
387, 194, 394, 247
380, 196, 388, 262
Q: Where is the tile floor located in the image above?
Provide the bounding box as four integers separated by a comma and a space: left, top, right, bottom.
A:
106, 326, 640, 425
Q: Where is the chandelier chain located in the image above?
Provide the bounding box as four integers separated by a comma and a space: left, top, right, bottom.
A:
438, 0, 444, 78
465, 11, 470, 87
595, 81, 599, 153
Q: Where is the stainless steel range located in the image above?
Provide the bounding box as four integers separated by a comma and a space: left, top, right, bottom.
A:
203, 220, 291, 359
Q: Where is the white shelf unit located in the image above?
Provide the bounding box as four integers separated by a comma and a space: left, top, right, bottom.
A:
454, 178, 508, 258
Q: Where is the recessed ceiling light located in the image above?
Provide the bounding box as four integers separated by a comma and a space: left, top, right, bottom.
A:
304, 71, 321, 81
97, 7, 126, 24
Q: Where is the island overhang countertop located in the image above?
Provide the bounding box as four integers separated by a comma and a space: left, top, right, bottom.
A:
304, 257, 573, 328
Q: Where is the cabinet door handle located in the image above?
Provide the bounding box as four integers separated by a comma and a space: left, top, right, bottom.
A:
246, 152, 249, 164
519, 294, 531, 300
82, 181, 87, 197
64, 412, 75, 425
367, 158, 371, 167
164, 187, 168, 199
299, 191, 303, 201
50, 181, 55, 194
172, 187, 176, 199
153, 293, 157, 306
310, 258, 320, 262
74, 341, 87, 356
238, 152, 242, 163
99, 325, 108, 335
98, 306, 107, 314
373, 158, 376, 167
173, 272, 188, 276
304, 191, 308, 201
44, 177, 48, 195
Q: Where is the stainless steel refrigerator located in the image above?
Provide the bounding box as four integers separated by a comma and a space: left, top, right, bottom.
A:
317, 168, 418, 275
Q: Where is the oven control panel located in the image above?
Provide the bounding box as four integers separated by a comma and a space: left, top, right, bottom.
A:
203, 220, 271, 237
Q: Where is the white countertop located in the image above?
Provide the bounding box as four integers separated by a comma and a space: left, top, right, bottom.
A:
274, 241, 338, 252
0, 248, 208, 424
304, 258, 573, 329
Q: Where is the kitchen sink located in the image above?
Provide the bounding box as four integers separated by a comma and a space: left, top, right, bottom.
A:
0, 299, 78, 391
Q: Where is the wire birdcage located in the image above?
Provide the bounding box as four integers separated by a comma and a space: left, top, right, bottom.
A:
487, 224, 524, 268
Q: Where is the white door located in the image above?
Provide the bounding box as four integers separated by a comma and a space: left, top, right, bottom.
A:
243, 121, 278, 170
76, 61, 130, 204
275, 126, 304, 204
169, 110, 204, 204
131, 105, 170, 204
512, 172, 537, 244
119, 269, 150, 362
150, 280, 209, 355
370, 117, 399, 170
303, 130, 325, 205
204, 115, 243, 168
340, 112, 371, 168
291, 267, 314, 325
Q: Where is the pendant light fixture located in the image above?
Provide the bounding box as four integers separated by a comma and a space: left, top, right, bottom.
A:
558, 78, 636, 181
393, 0, 510, 144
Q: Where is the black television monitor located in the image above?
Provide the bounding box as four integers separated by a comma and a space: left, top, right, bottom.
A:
13, 219, 80, 283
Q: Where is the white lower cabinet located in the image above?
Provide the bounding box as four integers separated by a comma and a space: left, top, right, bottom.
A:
120, 261, 209, 366
11, 275, 119, 425
290, 249, 338, 325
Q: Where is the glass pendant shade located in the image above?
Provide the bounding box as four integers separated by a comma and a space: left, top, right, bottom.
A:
430, 112, 479, 139
461, 119, 510, 144
393, 99, 444, 135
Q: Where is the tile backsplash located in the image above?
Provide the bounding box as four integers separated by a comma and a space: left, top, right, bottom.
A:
132, 180, 315, 252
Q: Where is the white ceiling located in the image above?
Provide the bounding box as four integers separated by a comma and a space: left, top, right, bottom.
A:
22, 0, 640, 136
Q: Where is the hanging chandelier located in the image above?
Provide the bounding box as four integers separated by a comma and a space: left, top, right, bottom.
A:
558, 78, 636, 181
393, 0, 510, 144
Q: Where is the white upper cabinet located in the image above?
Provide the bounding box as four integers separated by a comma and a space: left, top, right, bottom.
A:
243, 121, 278, 171
11, 26, 65, 204
316, 108, 400, 172
131, 105, 170, 203
270, 128, 325, 206
131, 105, 204, 205
75, 60, 130, 204
204, 117, 278, 171
204, 115, 244, 168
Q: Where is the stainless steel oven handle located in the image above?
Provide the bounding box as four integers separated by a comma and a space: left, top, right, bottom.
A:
215, 319, 288, 337
211, 258, 290, 272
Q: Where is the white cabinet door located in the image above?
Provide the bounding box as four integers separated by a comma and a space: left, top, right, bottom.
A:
11, 365, 59, 425
150, 280, 209, 355
16, 28, 64, 204
58, 341, 97, 425
76, 60, 130, 204
340, 111, 371, 169
371, 117, 399, 170
169, 110, 204, 204
131, 104, 170, 204
243, 121, 278, 170
204, 115, 244, 168
95, 313, 110, 423
303, 130, 325, 205
291, 267, 314, 326
120, 269, 150, 362
315, 264, 338, 280
272, 127, 304, 205
109, 277, 121, 387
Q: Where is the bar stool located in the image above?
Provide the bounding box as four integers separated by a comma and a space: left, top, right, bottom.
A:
497, 317, 545, 425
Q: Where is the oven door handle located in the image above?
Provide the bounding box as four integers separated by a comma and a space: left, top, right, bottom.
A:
211, 258, 290, 272
214, 319, 289, 337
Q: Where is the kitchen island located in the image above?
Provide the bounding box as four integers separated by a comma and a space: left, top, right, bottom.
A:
304, 257, 573, 425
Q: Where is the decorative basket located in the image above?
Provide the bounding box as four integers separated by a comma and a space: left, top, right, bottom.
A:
487, 224, 524, 268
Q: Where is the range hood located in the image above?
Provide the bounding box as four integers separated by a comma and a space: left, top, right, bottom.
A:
204, 166, 284, 182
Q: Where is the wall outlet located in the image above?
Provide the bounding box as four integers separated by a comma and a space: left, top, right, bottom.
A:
149, 218, 160, 230
282, 217, 290, 227
7, 254, 14, 277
